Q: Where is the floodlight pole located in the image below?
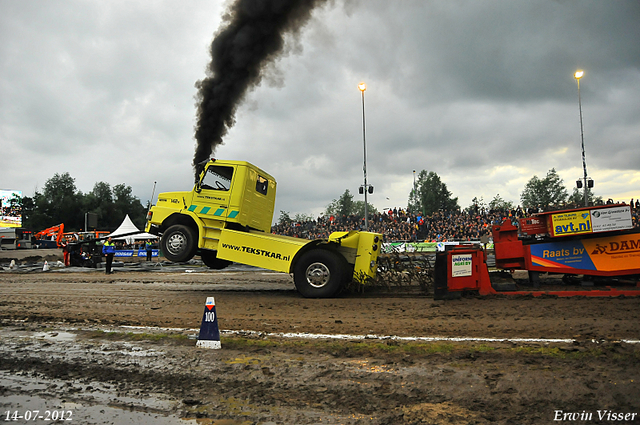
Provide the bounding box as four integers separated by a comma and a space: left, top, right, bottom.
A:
575, 70, 588, 207
413, 170, 416, 213
359, 82, 369, 231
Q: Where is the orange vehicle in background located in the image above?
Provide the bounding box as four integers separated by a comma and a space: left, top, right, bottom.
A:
34, 224, 65, 248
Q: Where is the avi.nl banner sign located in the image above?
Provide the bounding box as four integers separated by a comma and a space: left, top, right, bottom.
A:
549, 205, 633, 237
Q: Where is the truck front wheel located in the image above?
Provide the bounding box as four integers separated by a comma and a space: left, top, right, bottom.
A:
161, 224, 197, 262
293, 249, 348, 298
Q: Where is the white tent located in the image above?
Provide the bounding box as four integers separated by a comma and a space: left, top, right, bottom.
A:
107, 214, 157, 242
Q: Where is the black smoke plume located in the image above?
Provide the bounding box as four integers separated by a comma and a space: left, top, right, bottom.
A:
193, 0, 326, 181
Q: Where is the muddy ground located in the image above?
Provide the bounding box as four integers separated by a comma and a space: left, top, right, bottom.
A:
0, 251, 639, 424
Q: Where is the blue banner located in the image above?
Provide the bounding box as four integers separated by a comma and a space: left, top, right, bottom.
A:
114, 249, 159, 257
529, 240, 597, 270
137, 249, 159, 257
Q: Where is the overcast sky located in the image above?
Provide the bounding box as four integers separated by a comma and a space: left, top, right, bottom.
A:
1, 0, 639, 223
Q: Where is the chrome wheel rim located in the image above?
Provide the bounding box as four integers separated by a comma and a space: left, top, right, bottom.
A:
166, 232, 187, 256
305, 262, 330, 288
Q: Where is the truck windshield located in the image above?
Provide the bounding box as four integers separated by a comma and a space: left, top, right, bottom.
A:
201, 165, 233, 191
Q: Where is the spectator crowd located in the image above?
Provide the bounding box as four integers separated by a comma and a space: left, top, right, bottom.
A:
272, 199, 640, 243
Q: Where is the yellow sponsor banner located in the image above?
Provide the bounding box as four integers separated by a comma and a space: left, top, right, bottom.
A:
550, 211, 592, 237
582, 234, 640, 271
0, 220, 21, 228
217, 229, 309, 273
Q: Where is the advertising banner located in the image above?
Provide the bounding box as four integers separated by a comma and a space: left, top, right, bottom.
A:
451, 253, 473, 277
0, 190, 22, 228
550, 206, 633, 237
590, 205, 633, 233
550, 210, 592, 237
382, 241, 493, 254
114, 249, 159, 257
529, 234, 640, 272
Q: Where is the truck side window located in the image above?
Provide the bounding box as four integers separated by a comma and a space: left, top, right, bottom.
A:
201, 165, 233, 191
256, 175, 268, 195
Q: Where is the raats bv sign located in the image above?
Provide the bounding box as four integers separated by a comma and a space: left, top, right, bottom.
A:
530, 234, 640, 272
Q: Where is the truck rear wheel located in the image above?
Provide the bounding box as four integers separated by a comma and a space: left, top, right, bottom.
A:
201, 250, 232, 270
161, 224, 197, 262
293, 249, 348, 298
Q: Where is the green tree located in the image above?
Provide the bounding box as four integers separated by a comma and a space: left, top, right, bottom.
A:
488, 194, 514, 212
407, 186, 419, 214
293, 213, 315, 223
568, 187, 603, 207
411, 170, 459, 215
20, 196, 34, 226
325, 189, 376, 222
325, 189, 355, 218
33, 173, 83, 230
83, 182, 114, 229
23, 174, 147, 232
520, 168, 568, 211
277, 211, 292, 226
352, 200, 378, 219
465, 196, 487, 215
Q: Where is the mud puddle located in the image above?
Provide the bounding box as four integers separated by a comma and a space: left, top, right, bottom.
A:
0, 372, 198, 425
0, 326, 250, 425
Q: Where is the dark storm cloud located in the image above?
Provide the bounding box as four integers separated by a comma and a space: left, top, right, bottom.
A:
192, 0, 328, 180
309, 1, 640, 103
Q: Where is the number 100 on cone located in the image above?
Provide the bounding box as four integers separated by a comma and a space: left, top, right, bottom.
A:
196, 297, 221, 349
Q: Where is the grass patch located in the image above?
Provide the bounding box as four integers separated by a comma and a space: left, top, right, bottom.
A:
512, 345, 604, 359
124, 332, 189, 342
221, 336, 460, 358
470, 344, 496, 353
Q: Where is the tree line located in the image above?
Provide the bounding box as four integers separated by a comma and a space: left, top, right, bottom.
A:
21, 168, 602, 232
20, 172, 147, 232
278, 168, 602, 225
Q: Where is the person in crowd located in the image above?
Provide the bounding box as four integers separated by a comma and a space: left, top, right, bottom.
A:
102, 236, 116, 274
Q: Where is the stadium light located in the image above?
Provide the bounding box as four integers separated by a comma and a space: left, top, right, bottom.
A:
358, 82, 371, 230
574, 69, 590, 206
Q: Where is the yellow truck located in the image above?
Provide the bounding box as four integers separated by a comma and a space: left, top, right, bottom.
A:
145, 159, 382, 297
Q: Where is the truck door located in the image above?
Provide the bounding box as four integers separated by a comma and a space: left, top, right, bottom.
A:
193, 164, 235, 219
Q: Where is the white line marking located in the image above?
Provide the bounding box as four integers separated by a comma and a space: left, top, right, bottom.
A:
221, 330, 578, 344
79, 324, 640, 345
